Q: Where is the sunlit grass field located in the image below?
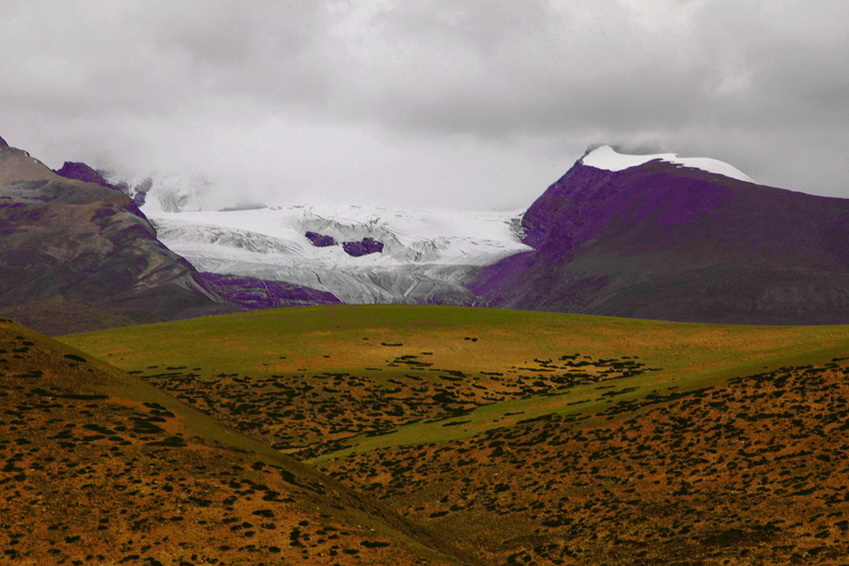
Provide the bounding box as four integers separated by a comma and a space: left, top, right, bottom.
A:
61, 304, 849, 459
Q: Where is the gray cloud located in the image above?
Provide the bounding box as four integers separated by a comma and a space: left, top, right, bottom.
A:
1, 0, 848, 210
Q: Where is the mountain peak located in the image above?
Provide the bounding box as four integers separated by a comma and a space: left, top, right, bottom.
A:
581, 144, 754, 183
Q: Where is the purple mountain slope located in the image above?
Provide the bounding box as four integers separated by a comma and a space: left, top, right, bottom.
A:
471, 151, 849, 324
0, 141, 339, 334
0, 135, 8, 147
197, 272, 340, 309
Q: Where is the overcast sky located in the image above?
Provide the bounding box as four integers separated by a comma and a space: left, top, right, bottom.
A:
2, 0, 848, 210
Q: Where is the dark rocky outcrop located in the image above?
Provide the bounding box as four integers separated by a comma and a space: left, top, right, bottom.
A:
343, 237, 384, 257
54, 161, 121, 191
471, 156, 849, 324
305, 231, 337, 247
0, 135, 8, 147
196, 272, 341, 309
54, 161, 150, 220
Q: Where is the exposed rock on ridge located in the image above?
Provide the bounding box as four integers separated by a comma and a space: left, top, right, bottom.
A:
54, 161, 122, 191
305, 230, 337, 247
343, 237, 384, 257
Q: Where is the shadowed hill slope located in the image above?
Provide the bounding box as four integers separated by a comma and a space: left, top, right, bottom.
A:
0, 317, 473, 565
471, 155, 849, 324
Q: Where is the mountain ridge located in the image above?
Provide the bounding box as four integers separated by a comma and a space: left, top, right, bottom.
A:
0, 141, 341, 334
7, 133, 849, 328
470, 153, 849, 324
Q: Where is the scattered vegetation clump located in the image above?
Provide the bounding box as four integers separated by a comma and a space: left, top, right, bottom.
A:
325, 359, 849, 564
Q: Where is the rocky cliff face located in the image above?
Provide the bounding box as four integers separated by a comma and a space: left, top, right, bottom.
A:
1, 141, 344, 334
471, 153, 849, 324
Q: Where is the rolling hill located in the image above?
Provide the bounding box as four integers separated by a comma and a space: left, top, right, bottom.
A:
0, 316, 474, 565
60, 305, 849, 564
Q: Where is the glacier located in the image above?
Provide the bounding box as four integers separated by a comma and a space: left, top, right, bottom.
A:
109, 145, 752, 307
147, 205, 531, 305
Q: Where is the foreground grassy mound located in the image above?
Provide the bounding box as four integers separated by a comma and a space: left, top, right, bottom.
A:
0, 317, 470, 565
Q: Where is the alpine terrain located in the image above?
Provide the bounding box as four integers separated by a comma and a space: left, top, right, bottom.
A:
0, 138, 339, 335
471, 145, 849, 324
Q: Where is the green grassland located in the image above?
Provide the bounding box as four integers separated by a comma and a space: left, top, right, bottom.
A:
61, 304, 849, 460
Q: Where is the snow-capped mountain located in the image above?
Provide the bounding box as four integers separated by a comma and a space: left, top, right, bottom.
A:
9, 135, 848, 326
145, 204, 531, 304
99, 143, 849, 324
471, 145, 849, 324
99, 145, 764, 308
580, 145, 754, 182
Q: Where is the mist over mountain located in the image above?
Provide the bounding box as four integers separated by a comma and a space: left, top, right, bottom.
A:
5, 131, 849, 330
0, 139, 341, 334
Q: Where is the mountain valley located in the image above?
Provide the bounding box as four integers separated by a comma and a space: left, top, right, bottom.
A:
0, 316, 470, 565
98, 144, 849, 326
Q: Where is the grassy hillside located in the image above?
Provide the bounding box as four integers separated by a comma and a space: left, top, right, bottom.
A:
62, 305, 849, 458
324, 356, 849, 565
0, 316, 471, 565
59, 305, 849, 564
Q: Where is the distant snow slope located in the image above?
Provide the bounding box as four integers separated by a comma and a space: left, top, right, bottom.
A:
148, 205, 530, 304
582, 145, 754, 183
